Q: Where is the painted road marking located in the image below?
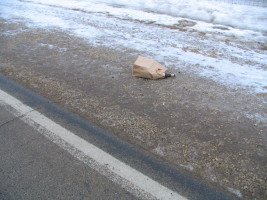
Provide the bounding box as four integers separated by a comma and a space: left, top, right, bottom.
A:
0, 89, 187, 200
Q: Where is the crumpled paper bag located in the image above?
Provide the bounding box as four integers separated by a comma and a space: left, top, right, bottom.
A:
132, 56, 167, 79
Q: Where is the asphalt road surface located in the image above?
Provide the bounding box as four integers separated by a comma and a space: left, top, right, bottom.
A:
0, 76, 237, 200
0, 103, 138, 200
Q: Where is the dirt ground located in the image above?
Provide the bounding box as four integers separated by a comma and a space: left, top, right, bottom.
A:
0, 20, 266, 199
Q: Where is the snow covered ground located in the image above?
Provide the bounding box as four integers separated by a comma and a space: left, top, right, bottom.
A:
0, 0, 266, 93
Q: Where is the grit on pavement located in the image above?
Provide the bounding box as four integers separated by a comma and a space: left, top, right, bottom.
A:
0, 7, 266, 200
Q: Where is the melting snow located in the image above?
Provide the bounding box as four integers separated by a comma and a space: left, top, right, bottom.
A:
0, 0, 266, 94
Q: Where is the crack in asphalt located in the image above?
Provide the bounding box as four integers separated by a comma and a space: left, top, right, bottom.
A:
0, 105, 40, 129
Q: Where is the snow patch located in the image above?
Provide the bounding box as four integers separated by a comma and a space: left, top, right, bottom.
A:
13, 0, 267, 42
153, 146, 165, 156
88, 0, 267, 32
226, 187, 243, 198
180, 164, 194, 171
0, 0, 266, 95
39, 43, 68, 52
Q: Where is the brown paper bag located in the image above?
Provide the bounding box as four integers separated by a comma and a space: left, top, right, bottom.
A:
132, 56, 167, 79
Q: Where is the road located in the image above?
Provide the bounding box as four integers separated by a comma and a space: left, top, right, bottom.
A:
0, 76, 236, 200
0, 0, 266, 199
0, 101, 138, 200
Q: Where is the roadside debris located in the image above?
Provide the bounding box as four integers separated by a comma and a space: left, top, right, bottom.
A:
132, 56, 175, 79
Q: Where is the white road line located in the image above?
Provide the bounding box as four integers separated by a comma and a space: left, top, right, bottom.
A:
0, 89, 187, 200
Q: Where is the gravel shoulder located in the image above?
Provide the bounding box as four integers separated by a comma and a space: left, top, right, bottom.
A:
0, 20, 266, 199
